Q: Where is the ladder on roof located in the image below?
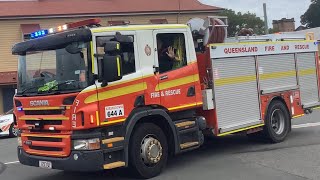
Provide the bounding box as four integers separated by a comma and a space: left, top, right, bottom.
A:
230, 33, 307, 43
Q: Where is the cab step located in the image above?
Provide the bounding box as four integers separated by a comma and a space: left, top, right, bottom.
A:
103, 161, 125, 170
175, 121, 195, 129
180, 142, 199, 150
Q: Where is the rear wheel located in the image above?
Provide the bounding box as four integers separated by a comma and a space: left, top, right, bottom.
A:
262, 100, 290, 143
9, 123, 18, 137
129, 123, 168, 179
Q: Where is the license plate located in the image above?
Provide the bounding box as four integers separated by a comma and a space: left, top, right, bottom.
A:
39, 161, 52, 169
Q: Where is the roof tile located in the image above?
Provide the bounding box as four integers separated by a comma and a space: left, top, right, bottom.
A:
0, 0, 222, 18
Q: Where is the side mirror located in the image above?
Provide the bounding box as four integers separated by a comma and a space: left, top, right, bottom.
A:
66, 43, 82, 54
104, 41, 120, 53
114, 32, 133, 43
98, 55, 123, 86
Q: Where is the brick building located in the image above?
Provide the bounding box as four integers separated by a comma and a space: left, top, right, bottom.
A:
272, 18, 295, 32
0, 0, 223, 113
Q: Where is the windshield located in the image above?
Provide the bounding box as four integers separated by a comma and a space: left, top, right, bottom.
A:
17, 42, 90, 95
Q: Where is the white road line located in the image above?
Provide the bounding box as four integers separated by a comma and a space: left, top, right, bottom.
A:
4, 161, 19, 165
292, 122, 320, 129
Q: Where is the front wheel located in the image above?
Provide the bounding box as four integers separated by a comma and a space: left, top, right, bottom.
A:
129, 123, 168, 179
9, 123, 18, 137
263, 100, 290, 143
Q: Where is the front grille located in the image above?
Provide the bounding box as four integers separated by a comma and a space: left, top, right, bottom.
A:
23, 134, 71, 157
25, 110, 62, 115
29, 146, 62, 151
28, 136, 62, 142
26, 120, 62, 125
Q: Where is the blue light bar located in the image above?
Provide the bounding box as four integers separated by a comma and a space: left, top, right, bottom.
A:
30, 29, 48, 39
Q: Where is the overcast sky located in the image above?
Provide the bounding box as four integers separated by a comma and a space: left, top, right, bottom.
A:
199, 0, 311, 28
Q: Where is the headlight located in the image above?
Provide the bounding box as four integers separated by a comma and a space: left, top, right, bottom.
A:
17, 137, 22, 146
73, 138, 100, 150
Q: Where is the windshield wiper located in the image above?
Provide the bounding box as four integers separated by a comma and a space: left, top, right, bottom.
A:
20, 86, 42, 95
45, 80, 77, 93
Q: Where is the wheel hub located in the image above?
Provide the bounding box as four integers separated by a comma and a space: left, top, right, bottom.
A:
140, 136, 162, 165
271, 109, 285, 135
12, 126, 18, 137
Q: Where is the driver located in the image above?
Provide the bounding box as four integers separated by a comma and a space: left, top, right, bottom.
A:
157, 35, 185, 73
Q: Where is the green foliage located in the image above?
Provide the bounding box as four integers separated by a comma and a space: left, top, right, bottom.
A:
219, 9, 265, 37
268, 28, 279, 34
301, 0, 320, 28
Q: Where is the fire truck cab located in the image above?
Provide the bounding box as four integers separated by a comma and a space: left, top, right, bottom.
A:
12, 18, 320, 179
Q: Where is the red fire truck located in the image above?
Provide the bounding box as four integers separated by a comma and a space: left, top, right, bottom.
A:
12, 18, 320, 179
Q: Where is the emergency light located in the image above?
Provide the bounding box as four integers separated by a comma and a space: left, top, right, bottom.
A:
29, 18, 101, 39
30, 30, 48, 39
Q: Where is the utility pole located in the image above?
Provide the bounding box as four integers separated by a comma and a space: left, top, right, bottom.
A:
263, 3, 269, 34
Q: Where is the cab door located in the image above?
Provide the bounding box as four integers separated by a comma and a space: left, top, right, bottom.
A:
93, 31, 144, 125
153, 30, 198, 112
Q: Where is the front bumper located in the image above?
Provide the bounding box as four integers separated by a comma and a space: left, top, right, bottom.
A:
18, 147, 104, 172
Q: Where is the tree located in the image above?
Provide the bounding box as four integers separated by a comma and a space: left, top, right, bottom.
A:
219, 9, 265, 37
301, 0, 320, 28
268, 28, 279, 34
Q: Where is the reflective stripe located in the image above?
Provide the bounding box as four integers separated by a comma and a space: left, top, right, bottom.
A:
299, 68, 316, 76
23, 106, 71, 110
168, 102, 203, 111
260, 70, 296, 80
90, 41, 95, 73
155, 74, 199, 91
215, 70, 299, 87
313, 106, 320, 110
19, 116, 69, 120
80, 75, 154, 94
96, 111, 100, 126
292, 114, 305, 119
215, 75, 256, 87
117, 57, 121, 76
85, 82, 147, 104
92, 24, 188, 33
100, 118, 126, 125
218, 124, 265, 137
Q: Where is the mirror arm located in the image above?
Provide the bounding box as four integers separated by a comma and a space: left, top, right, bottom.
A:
153, 65, 159, 74
101, 81, 108, 87
94, 54, 104, 58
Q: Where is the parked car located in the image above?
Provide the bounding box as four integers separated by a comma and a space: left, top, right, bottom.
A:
0, 109, 18, 137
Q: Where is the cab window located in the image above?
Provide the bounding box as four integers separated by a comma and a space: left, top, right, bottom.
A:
156, 33, 187, 73
96, 36, 136, 75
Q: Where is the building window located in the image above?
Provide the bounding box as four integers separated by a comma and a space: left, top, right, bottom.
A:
156, 33, 187, 73
96, 36, 136, 75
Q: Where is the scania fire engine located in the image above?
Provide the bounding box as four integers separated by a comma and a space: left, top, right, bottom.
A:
12, 18, 320, 179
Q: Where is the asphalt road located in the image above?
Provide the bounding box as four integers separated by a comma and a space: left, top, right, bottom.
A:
0, 111, 319, 180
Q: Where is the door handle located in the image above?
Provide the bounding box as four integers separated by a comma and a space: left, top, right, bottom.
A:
187, 86, 195, 97
160, 75, 168, 80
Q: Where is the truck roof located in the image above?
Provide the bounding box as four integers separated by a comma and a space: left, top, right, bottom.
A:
91, 24, 189, 33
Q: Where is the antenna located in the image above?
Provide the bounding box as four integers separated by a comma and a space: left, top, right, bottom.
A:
263, 3, 269, 34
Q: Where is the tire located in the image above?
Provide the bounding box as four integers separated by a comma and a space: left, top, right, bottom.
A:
262, 100, 290, 143
129, 123, 168, 179
9, 123, 18, 138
